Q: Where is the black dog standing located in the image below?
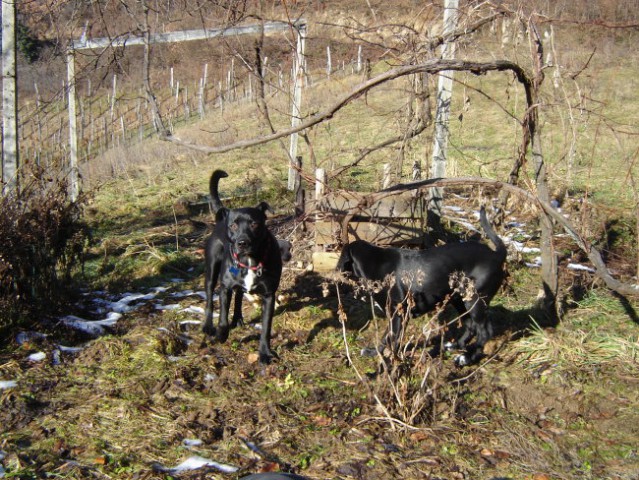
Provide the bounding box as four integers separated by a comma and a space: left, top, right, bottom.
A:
337, 206, 507, 366
203, 170, 283, 364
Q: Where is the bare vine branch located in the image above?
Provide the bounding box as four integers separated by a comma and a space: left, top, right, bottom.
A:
161, 58, 533, 154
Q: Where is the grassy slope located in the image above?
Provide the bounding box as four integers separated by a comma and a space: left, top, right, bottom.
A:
2, 22, 639, 480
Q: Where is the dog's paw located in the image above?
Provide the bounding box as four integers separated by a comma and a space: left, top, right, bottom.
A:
258, 349, 276, 365
202, 324, 216, 336
259, 353, 272, 365
230, 316, 244, 328
216, 326, 230, 343
453, 353, 470, 367
444, 341, 457, 352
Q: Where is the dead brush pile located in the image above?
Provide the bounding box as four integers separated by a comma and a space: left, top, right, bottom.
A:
0, 165, 89, 331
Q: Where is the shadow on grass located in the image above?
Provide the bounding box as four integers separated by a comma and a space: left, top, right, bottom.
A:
283, 270, 563, 362
611, 291, 639, 326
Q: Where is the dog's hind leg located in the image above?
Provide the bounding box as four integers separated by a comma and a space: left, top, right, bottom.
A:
216, 287, 233, 343
257, 294, 277, 364
203, 260, 221, 336
454, 299, 491, 366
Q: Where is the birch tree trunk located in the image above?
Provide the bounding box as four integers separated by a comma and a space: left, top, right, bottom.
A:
2, 0, 18, 193
429, 0, 459, 216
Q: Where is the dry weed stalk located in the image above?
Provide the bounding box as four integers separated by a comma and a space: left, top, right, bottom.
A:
335, 269, 493, 428
334, 272, 455, 428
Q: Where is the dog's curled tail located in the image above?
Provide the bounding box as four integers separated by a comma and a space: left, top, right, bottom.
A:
209, 170, 229, 213
479, 206, 507, 260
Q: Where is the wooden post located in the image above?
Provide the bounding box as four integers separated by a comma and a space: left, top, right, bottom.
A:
294, 156, 304, 217
66, 47, 79, 201
314, 168, 326, 222
288, 23, 307, 190
315, 168, 326, 201
198, 78, 204, 119
429, 0, 459, 216
382, 163, 392, 189
110, 74, 117, 120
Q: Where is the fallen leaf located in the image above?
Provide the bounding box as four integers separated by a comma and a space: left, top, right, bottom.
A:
480, 448, 494, 457
93, 456, 107, 465
247, 353, 259, 364
311, 415, 332, 427
533, 474, 551, 480
409, 431, 431, 442
493, 450, 511, 459
259, 462, 280, 473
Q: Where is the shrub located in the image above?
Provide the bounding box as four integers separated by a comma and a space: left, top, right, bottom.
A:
0, 165, 90, 333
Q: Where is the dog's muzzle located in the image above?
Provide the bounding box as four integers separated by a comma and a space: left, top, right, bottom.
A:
234, 237, 253, 254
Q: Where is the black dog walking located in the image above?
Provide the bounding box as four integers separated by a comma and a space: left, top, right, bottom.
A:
203, 170, 283, 364
337, 206, 507, 366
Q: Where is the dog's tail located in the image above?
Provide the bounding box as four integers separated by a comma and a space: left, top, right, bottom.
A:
479, 206, 507, 260
209, 170, 228, 213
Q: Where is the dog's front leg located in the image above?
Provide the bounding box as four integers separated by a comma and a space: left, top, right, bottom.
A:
217, 287, 233, 343
230, 290, 244, 328
257, 293, 276, 364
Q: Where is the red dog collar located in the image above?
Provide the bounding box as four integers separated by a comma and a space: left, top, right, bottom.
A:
232, 252, 264, 277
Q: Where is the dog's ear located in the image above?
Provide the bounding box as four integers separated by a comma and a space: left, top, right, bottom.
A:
336, 244, 352, 272
256, 201, 274, 214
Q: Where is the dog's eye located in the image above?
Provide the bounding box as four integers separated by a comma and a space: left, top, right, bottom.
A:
250, 222, 259, 230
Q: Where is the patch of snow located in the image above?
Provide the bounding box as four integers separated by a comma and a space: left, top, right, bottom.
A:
179, 320, 202, 327
61, 312, 121, 337
110, 292, 157, 313
567, 263, 595, 273
443, 205, 464, 213
508, 239, 541, 254
0, 380, 18, 390
182, 438, 203, 448
183, 305, 206, 315
172, 290, 209, 300
28, 352, 46, 362
505, 221, 526, 229
155, 303, 181, 311
153, 455, 238, 474
57, 345, 84, 353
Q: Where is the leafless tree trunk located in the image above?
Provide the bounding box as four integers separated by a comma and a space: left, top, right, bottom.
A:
526, 17, 559, 318
430, 0, 459, 216
2, 0, 18, 193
